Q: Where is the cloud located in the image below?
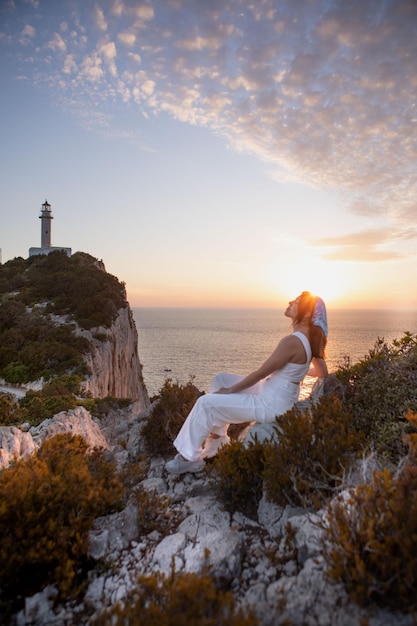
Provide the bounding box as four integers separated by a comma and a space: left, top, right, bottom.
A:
94, 4, 107, 31
312, 227, 417, 262
19, 23, 35, 44
118, 31, 136, 47
4, 0, 417, 237
47, 33, 66, 53
99, 40, 116, 61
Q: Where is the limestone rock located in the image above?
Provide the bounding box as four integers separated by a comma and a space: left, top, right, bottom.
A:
0, 407, 108, 470
0, 426, 36, 469
80, 307, 149, 407
89, 504, 139, 560
30, 406, 109, 450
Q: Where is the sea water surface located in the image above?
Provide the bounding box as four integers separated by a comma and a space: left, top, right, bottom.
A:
133, 308, 417, 398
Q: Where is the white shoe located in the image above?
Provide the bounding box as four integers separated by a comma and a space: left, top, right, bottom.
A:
202, 435, 230, 458
165, 454, 204, 475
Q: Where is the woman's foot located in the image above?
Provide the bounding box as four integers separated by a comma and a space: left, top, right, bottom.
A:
165, 454, 204, 475
202, 434, 230, 458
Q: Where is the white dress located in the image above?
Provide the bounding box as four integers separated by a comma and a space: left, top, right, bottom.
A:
173, 331, 312, 462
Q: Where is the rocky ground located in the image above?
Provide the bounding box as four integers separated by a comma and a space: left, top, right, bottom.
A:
12, 402, 415, 626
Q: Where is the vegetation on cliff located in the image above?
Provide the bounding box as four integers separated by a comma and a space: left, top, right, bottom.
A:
0, 251, 127, 387
0, 251, 130, 425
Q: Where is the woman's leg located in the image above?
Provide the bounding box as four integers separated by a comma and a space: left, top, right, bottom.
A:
173, 389, 262, 462
208, 373, 244, 436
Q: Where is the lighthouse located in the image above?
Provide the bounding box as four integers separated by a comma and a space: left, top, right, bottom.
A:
40, 200, 53, 248
29, 200, 72, 258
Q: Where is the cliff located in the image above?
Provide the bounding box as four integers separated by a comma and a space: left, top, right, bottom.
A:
78, 306, 149, 407
0, 251, 150, 468
0, 301, 150, 469
0, 251, 150, 406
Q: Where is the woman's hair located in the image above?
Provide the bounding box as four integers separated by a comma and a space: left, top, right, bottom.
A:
295, 291, 327, 359
310, 324, 327, 359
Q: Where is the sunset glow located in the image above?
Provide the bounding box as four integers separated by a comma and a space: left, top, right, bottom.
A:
0, 1, 416, 310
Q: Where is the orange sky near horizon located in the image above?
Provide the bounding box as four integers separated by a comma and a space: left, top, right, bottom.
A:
1, 1, 416, 313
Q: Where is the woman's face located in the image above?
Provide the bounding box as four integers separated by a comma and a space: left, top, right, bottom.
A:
284, 296, 300, 319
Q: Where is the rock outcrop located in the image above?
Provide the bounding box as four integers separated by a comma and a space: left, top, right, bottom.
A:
13, 402, 414, 626
79, 306, 149, 407
30, 406, 109, 450
0, 425, 37, 469
0, 407, 109, 469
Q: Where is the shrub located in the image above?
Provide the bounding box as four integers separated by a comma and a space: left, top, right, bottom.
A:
404, 410, 417, 463
263, 396, 364, 508
17, 375, 83, 426
321, 463, 417, 611
134, 486, 175, 535
21, 251, 126, 329
336, 332, 417, 462
93, 570, 259, 626
0, 307, 89, 384
0, 361, 29, 384
0, 434, 124, 614
89, 395, 132, 419
207, 439, 265, 520
118, 458, 181, 536
0, 392, 25, 426
141, 379, 202, 457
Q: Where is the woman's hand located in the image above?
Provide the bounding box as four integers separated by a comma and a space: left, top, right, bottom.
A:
214, 386, 233, 394
308, 357, 328, 378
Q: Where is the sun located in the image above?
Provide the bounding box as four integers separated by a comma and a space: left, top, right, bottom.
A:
266, 258, 354, 305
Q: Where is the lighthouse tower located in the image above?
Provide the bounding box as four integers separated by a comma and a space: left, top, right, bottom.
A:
29, 200, 72, 258
40, 200, 53, 248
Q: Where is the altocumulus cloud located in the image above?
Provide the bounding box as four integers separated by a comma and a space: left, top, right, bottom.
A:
1, 0, 416, 258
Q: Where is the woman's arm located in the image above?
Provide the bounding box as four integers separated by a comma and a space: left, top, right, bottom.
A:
215, 335, 302, 394
307, 357, 328, 378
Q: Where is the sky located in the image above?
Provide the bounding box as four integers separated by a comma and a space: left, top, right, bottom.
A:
0, 0, 416, 310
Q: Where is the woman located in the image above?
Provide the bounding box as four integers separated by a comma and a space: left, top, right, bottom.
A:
166, 291, 328, 474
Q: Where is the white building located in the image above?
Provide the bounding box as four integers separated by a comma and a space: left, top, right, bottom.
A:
29, 200, 72, 257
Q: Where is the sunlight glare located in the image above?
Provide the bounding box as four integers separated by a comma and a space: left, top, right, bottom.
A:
267, 258, 353, 305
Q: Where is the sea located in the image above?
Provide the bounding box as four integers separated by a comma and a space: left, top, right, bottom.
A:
132, 308, 417, 399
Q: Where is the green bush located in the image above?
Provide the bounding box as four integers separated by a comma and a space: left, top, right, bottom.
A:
0, 392, 26, 426
208, 439, 265, 519
336, 332, 417, 462
141, 379, 202, 457
0, 435, 124, 615
321, 463, 417, 611
89, 395, 132, 419
0, 256, 26, 294
263, 396, 364, 509
0, 306, 89, 384
0, 361, 29, 384
93, 570, 259, 626
17, 375, 84, 426
20, 251, 126, 329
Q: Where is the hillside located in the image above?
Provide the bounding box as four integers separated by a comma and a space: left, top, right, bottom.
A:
0, 251, 149, 429
0, 251, 126, 383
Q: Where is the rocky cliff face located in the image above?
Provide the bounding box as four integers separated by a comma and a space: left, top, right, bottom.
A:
79, 306, 149, 409
0, 304, 150, 469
